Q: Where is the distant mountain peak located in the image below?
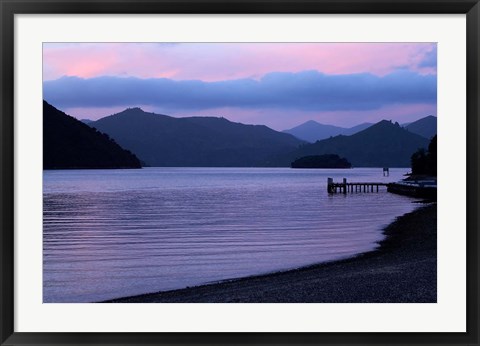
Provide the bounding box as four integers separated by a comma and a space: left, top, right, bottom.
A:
373, 119, 398, 127
99, 108, 172, 123
119, 107, 147, 114
283, 120, 374, 143
303, 120, 321, 125
352, 119, 406, 137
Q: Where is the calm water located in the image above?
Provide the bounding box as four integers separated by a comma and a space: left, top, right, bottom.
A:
43, 167, 418, 302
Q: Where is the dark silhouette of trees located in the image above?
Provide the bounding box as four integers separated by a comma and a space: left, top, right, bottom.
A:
411, 148, 428, 174
410, 135, 437, 176
428, 135, 437, 176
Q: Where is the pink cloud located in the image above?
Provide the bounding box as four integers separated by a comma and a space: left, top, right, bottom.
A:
43, 43, 436, 82
45, 43, 436, 130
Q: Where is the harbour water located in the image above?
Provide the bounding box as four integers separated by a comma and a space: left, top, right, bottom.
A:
43, 167, 418, 302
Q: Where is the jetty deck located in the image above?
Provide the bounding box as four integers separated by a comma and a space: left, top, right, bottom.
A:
327, 178, 388, 194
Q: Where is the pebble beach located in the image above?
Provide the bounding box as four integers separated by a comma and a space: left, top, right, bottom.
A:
105, 203, 437, 303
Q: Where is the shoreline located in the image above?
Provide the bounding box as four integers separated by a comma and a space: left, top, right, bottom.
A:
105, 203, 436, 303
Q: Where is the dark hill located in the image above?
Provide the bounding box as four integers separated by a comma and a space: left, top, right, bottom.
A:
91, 108, 304, 167
43, 101, 141, 169
279, 120, 429, 167
404, 115, 437, 139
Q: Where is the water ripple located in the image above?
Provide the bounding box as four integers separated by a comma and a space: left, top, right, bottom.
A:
43, 167, 417, 302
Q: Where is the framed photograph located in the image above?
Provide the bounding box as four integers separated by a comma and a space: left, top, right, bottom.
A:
1, 0, 479, 345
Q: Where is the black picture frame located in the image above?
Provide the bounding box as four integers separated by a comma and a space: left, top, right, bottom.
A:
1, 0, 479, 345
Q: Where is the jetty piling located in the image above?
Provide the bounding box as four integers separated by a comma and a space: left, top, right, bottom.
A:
327, 178, 388, 194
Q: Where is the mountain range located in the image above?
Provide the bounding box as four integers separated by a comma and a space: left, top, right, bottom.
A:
283, 115, 436, 142
45, 102, 435, 169
277, 120, 430, 167
43, 101, 141, 169
90, 108, 304, 167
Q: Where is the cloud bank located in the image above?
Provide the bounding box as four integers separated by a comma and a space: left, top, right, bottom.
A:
43, 70, 436, 113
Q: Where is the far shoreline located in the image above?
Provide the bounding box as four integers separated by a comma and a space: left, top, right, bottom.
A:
104, 203, 437, 303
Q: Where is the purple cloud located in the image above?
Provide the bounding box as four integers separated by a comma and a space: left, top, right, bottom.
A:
43, 70, 436, 114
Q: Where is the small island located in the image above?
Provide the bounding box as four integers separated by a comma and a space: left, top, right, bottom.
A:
291, 154, 352, 169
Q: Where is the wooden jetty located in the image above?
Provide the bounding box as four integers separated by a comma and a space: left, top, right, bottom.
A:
327, 177, 389, 194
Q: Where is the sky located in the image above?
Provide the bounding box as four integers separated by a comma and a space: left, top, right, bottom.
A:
43, 43, 437, 130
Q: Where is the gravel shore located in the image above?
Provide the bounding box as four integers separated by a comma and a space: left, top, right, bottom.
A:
105, 203, 436, 303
